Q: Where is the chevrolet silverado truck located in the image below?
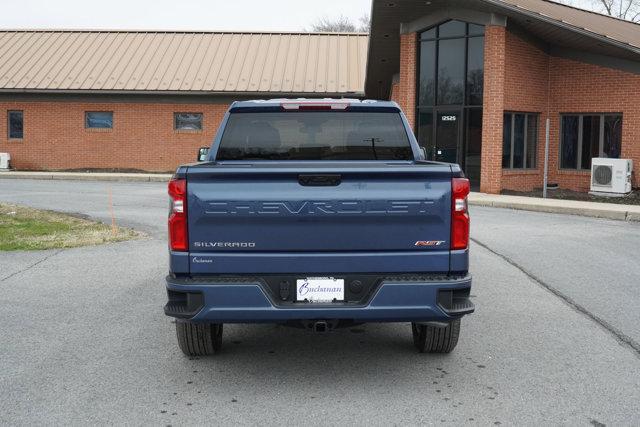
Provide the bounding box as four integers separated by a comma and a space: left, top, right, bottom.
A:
164, 99, 473, 356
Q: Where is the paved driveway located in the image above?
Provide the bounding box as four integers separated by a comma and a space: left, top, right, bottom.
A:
1, 179, 639, 425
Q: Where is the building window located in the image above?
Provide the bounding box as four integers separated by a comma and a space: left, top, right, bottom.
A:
85, 111, 113, 129
8, 111, 23, 139
502, 113, 538, 169
560, 114, 622, 170
174, 113, 203, 130
417, 20, 484, 186
437, 38, 466, 105
418, 20, 484, 109
466, 37, 484, 106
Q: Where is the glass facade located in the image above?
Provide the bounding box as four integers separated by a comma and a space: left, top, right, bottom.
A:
419, 41, 436, 106
437, 38, 466, 105
466, 37, 484, 106
465, 109, 483, 184
417, 20, 484, 186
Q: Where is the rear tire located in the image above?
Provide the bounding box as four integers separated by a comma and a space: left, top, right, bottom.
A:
411, 319, 460, 353
175, 321, 223, 356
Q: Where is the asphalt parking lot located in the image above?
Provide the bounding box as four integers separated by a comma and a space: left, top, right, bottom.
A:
1, 179, 639, 425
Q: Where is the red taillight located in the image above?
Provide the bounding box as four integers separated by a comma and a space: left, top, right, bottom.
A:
168, 178, 188, 251
451, 177, 470, 250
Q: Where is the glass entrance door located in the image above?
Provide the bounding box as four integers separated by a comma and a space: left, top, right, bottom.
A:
434, 110, 461, 164
464, 109, 482, 188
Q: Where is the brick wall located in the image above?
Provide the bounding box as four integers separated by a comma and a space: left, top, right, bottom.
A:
480, 26, 507, 194
500, 31, 640, 192
501, 30, 550, 192
394, 33, 417, 130
390, 82, 401, 106
0, 100, 229, 172
547, 56, 640, 191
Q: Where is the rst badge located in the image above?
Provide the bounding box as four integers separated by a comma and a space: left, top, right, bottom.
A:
415, 240, 446, 247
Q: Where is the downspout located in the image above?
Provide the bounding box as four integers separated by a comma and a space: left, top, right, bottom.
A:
543, 45, 552, 198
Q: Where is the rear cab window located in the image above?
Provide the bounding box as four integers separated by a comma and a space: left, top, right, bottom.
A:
216, 109, 413, 161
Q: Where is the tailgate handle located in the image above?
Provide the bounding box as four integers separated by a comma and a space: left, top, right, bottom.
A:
298, 174, 341, 186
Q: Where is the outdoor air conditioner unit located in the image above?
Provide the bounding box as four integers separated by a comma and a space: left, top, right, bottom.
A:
590, 158, 633, 195
0, 153, 10, 170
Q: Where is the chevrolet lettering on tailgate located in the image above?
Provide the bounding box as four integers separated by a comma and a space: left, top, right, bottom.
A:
204, 200, 436, 215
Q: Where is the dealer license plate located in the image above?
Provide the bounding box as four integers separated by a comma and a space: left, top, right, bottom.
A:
296, 277, 345, 302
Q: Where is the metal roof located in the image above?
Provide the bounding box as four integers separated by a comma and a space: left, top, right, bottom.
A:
366, 0, 640, 98
0, 31, 368, 95
498, 0, 640, 48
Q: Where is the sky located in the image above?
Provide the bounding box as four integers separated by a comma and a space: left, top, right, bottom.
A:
0, 0, 372, 31
0, 0, 623, 32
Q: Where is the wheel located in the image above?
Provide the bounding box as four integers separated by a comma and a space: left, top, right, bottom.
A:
175, 321, 223, 356
411, 319, 460, 353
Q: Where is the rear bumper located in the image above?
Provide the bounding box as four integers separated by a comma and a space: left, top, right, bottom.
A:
165, 274, 473, 323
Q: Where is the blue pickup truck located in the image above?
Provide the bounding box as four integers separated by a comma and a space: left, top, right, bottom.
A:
164, 99, 473, 356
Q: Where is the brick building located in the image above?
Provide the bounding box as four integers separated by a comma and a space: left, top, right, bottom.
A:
2, 0, 640, 193
0, 32, 368, 172
369, 0, 640, 193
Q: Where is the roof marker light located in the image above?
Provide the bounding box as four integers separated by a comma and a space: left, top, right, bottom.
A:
281, 101, 350, 111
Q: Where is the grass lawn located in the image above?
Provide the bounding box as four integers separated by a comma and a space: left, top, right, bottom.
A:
0, 203, 139, 251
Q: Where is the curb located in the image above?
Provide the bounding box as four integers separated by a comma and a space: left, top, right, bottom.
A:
0, 171, 172, 182
469, 194, 640, 222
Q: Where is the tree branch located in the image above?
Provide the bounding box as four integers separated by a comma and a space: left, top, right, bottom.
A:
621, 0, 633, 18
598, 0, 614, 15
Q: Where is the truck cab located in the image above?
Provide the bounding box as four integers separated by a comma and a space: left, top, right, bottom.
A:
164, 99, 473, 356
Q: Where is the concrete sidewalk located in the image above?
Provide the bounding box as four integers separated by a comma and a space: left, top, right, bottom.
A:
1, 170, 639, 222
469, 192, 640, 222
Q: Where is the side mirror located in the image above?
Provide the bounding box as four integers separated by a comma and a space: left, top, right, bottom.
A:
419, 147, 427, 160
197, 147, 210, 162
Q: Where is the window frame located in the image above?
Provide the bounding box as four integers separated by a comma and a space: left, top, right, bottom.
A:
559, 113, 622, 171
8, 110, 24, 140
85, 111, 114, 129
174, 112, 204, 131
416, 20, 485, 111
502, 112, 539, 170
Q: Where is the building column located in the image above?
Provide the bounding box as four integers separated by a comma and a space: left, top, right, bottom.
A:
395, 32, 417, 131
480, 25, 506, 194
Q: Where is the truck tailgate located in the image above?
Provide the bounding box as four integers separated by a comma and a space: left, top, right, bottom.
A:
186, 163, 452, 274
